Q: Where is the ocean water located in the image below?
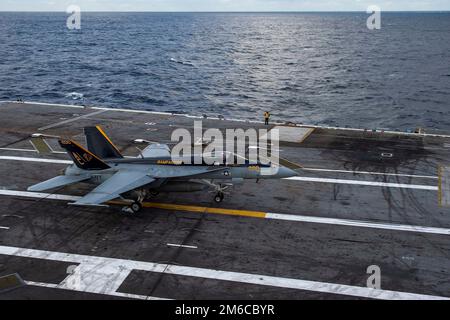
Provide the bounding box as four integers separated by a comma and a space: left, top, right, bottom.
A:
0, 12, 449, 131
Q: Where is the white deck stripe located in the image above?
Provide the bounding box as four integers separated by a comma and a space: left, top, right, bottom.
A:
167, 243, 198, 249
266, 213, 450, 235
0, 226, 10, 230
0, 156, 438, 190
0, 156, 72, 164
38, 109, 108, 131
285, 177, 438, 191
93, 106, 173, 116
0, 245, 445, 300
0, 190, 80, 201
4, 101, 86, 109
24, 281, 168, 300
0, 148, 37, 153
0, 189, 449, 236
302, 167, 438, 180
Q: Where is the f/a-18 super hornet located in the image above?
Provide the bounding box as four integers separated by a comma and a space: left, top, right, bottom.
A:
28, 126, 298, 213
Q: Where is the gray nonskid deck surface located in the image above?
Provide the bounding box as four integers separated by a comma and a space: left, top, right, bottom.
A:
1, 101, 450, 300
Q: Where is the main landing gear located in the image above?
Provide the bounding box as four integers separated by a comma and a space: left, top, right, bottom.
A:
122, 201, 142, 214
122, 190, 146, 214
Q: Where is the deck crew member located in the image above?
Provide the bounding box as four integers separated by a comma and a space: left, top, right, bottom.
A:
264, 111, 271, 125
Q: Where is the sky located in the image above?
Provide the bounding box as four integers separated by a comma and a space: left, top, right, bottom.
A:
1, 0, 450, 12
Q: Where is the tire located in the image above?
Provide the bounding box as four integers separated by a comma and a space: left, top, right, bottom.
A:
131, 202, 142, 213
214, 192, 224, 203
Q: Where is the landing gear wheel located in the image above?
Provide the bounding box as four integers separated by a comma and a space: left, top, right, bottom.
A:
121, 207, 134, 214
214, 192, 224, 203
130, 202, 142, 213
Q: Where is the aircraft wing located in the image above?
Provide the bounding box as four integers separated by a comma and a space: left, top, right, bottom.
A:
72, 170, 155, 206
141, 144, 171, 158
27, 174, 91, 192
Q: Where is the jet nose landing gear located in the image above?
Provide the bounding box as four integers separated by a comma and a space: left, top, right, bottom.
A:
201, 180, 230, 204
214, 192, 225, 203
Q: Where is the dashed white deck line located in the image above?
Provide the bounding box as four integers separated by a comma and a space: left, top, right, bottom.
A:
285, 177, 438, 191
302, 167, 438, 180
167, 243, 198, 249
0, 245, 446, 300
0, 189, 449, 236
37, 109, 108, 131
0, 226, 10, 230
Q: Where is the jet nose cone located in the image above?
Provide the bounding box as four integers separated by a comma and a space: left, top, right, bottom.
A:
277, 166, 299, 178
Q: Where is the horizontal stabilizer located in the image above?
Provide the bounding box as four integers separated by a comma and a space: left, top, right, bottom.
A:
27, 174, 91, 192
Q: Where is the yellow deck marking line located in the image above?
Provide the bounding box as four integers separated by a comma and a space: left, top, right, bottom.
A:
142, 202, 266, 218
108, 199, 265, 218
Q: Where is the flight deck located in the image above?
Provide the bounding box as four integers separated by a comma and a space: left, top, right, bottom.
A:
1, 101, 450, 300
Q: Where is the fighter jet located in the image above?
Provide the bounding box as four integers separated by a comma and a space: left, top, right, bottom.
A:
27, 126, 298, 213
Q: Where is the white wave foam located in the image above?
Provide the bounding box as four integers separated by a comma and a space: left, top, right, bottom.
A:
170, 58, 195, 67
65, 92, 84, 100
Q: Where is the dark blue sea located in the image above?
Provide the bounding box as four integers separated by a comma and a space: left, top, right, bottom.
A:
0, 12, 449, 130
